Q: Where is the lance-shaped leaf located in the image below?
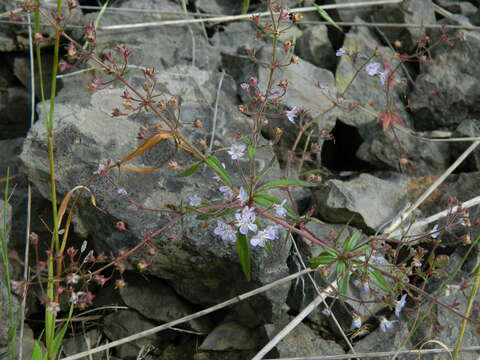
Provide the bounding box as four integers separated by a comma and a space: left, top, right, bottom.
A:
309, 252, 337, 268
205, 155, 233, 187
256, 178, 316, 192
315, 4, 343, 32
177, 161, 203, 177
236, 231, 251, 281
368, 269, 390, 292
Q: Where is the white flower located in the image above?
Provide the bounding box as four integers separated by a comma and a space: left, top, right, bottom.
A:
379, 317, 397, 332
188, 194, 202, 207
66, 273, 80, 285
240, 83, 249, 91
237, 186, 249, 206
117, 187, 128, 196
395, 294, 407, 317
445, 284, 460, 297
214, 221, 237, 243
285, 106, 300, 124
80, 240, 87, 253
219, 185, 235, 201
336, 47, 347, 56
322, 308, 332, 316
235, 206, 257, 235
250, 225, 279, 247
365, 62, 381, 76
274, 199, 287, 218
431, 224, 440, 239
228, 144, 246, 160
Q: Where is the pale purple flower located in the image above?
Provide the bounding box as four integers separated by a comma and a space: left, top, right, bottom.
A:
274, 199, 287, 218
352, 316, 362, 329
336, 47, 347, 56
117, 187, 128, 196
379, 317, 397, 332
228, 144, 246, 160
431, 224, 440, 239
235, 206, 257, 235
237, 186, 249, 206
368, 255, 389, 266
379, 70, 389, 85
365, 62, 381, 76
285, 106, 300, 124
250, 225, 279, 247
395, 293, 407, 317
214, 221, 237, 243
188, 194, 202, 207
322, 308, 332, 316
219, 185, 235, 201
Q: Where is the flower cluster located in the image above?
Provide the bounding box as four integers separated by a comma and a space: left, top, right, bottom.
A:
213, 205, 281, 248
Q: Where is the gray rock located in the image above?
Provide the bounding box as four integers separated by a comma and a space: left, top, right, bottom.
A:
103, 310, 173, 359
410, 29, 480, 129
13, 54, 58, 101
436, 0, 478, 18
264, 318, 345, 358
62, 329, 103, 360
74, 0, 220, 71
212, 21, 261, 55
356, 125, 450, 175
195, 0, 243, 15
333, 0, 375, 22
0, 87, 31, 140
373, 0, 436, 51
20, 65, 291, 321
296, 25, 336, 70
199, 321, 260, 351
120, 273, 211, 333
314, 173, 410, 231
335, 21, 409, 134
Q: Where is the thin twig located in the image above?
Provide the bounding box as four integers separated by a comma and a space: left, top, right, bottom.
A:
263, 345, 480, 360
97, 0, 403, 31
60, 268, 315, 360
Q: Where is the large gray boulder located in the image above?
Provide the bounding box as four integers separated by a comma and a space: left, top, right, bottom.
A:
20, 65, 291, 321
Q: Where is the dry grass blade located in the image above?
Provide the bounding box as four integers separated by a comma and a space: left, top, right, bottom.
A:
116, 131, 177, 165
97, 0, 403, 31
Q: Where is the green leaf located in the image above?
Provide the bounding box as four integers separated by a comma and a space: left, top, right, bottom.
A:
323, 246, 340, 258
177, 161, 202, 177
368, 269, 390, 291
337, 262, 350, 294
314, 4, 343, 32
241, 136, 251, 145
205, 155, 233, 187
256, 179, 316, 193
342, 230, 362, 252
49, 304, 74, 360
236, 231, 251, 281
252, 193, 298, 219
309, 252, 337, 268
30, 341, 46, 360
247, 145, 256, 161
241, 0, 250, 14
